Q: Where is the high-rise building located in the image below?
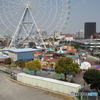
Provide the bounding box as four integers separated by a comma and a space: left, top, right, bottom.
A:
77, 29, 84, 39
72, 29, 84, 39
84, 22, 96, 39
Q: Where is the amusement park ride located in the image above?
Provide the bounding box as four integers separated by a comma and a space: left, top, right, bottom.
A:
0, 0, 70, 49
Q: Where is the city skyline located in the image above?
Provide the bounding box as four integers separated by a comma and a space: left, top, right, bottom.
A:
64, 0, 100, 34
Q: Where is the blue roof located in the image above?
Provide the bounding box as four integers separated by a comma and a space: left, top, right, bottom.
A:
9, 48, 40, 53
56, 45, 65, 47
2, 51, 9, 54
0, 54, 9, 58
47, 48, 54, 51
57, 49, 66, 53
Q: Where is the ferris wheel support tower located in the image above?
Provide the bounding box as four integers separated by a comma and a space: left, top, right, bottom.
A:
9, 5, 46, 49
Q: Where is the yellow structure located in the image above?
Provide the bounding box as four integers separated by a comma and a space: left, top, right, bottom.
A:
57, 46, 75, 50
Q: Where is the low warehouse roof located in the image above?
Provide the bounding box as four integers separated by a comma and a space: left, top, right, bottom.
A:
9, 48, 40, 53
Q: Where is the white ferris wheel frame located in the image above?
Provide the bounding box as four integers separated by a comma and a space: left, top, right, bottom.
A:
9, 5, 46, 49
0, 0, 70, 48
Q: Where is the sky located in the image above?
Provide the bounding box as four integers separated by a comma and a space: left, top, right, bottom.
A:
0, 0, 100, 36
65, 0, 100, 33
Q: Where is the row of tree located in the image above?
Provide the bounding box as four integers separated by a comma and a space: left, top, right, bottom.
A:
15, 60, 41, 75
4, 57, 100, 92
4, 57, 81, 80
4, 58, 41, 75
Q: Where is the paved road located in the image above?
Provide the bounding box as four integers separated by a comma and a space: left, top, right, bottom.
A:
0, 71, 70, 100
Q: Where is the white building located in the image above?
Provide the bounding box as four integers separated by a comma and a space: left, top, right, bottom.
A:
76, 29, 84, 39
60, 34, 74, 41
72, 30, 84, 39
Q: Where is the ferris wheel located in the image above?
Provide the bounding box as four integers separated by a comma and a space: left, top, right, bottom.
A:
0, 0, 70, 48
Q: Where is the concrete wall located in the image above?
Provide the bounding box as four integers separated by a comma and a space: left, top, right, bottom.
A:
17, 73, 81, 95
9, 52, 17, 61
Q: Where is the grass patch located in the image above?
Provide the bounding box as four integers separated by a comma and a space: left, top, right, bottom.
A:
10, 65, 17, 70
53, 74, 64, 79
23, 70, 34, 74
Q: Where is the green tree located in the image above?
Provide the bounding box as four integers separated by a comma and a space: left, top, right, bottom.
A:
83, 69, 100, 92
71, 44, 80, 49
94, 60, 100, 65
54, 38, 59, 42
49, 37, 53, 41
25, 61, 33, 70
15, 61, 25, 71
59, 41, 63, 44
28, 42, 36, 48
55, 57, 81, 81
25, 60, 41, 75
33, 60, 41, 74
4, 58, 12, 68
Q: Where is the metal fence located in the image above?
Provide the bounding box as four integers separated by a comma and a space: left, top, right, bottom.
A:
78, 95, 100, 100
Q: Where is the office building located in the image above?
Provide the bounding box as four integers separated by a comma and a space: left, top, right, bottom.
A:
84, 22, 96, 39
76, 29, 84, 39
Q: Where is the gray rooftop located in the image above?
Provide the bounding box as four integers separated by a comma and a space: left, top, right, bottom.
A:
9, 48, 39, 53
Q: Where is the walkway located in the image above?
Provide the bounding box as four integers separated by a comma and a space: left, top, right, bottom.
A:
0, 71, 74, 100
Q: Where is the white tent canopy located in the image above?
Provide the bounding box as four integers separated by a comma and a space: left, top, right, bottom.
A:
80, 61, 91, 70
57, 49, 66, 53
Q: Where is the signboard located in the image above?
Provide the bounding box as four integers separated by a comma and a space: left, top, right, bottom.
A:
34, 52, 42, 57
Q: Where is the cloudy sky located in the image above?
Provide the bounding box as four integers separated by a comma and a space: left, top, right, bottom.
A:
65, 0, 100, 33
